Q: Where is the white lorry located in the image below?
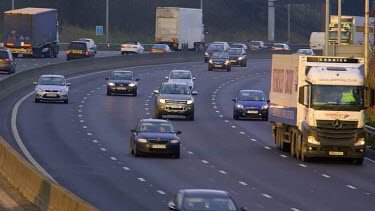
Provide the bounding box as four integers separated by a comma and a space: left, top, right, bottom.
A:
269, 55, 374, 164
155, 7, 204, 51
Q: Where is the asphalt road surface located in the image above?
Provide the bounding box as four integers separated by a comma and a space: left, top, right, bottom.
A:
1, 56, 375, 210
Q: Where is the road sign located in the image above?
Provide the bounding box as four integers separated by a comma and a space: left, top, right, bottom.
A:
96, 26, 103, 36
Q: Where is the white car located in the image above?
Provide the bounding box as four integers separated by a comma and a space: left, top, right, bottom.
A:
34, 75, 70, 103
150, 44, 171, 53
271, 43, 290, 50
166, 70, 195, 90
121, 41, 144, 55
79, 38, 97, 54
293, 49, 315, 56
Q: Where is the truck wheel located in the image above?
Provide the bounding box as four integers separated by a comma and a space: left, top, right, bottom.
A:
290, 130, 296, 157
53, 45, 58, 58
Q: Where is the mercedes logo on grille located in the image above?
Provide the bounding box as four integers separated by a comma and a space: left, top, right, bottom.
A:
332, 119, 342, 129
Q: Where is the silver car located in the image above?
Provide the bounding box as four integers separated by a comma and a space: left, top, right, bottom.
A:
34, 75, 70, 103
166, 70, 195, 90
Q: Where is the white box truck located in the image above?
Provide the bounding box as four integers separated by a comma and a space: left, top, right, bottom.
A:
155, 7, 204, 51
269, 54, 374, 164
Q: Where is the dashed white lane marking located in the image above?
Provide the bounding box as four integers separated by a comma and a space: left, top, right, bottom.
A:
148, 96, 152, 98
365, 157, 375, 163
264, 146, 271, 150
145, 103, 149, 106
97, 87, 101, 89
225, 120, 229, 123
87, 133, 92, 136
91, 90, 95, 93
212, 98, 215, 101
240, 132, 245, 135
34, 63, 39, 66
262, 194, 272, 199
188, 151, 194, 154
202, 160, 209, 164
83, 126, 87, 129
78, 115, 83, 117
213, 106, 217, 109
146, 113, 150, 115
86, 93, 91, 96
110, 157, 117, 161
212, 102, 216, 104
251, 139, 257, 142
321, 174, 331, 178
100, 148, 107, 151
138, 178, 146, 182
346, 185, 357, 190
78, 110, 82, 112
145, 108, 149, 110
146, 99, 150, 102
280, 155, 287, 158
219, 115, 223, 118
215, 111, 220, 113
239, 181, 248, 186
92, 140, 98, 143
157, 190, 166, 195
231, 126, 236, 128
79, 105, 83, 107
123, 167, 130, 171
81, 101, 85, 103
22, 64, 26, 67
219, 170, 227, 174
291, 208, 301, 211
80, 120, 84, 123
299, 164, 308, 168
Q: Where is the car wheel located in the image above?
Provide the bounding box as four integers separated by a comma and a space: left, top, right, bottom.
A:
352, 158, 364, 165
171, 151, 180, 159
35, 98, 40, 103
121, 52, 125, 55
204, 59, 207, 63
244, 61, 247, 67
134, 145, 140, 157
106, 91, 111, 96
187, 113, 194, 121
63, 99, 69, 104
227, 67, 231, 72
130, 143, 134, 155
208, 67, 212, 71
233, 113, 239, 120
132, 91, 137, 97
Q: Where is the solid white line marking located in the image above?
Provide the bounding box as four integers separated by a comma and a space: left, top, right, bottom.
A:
157, 190, 166, 195
365, 157, 375, 163
321, 174, 331, 178
100, 148, 107, 151
346, 185, 357, 190
110, 157, 117, 161
299, 164, 308, 168
87, 133, 92, 136
264, 146, 271, 150
202, 160, 209, 164
262, 194, 272, 198
188, 151, 194, 154
240, 132, 245, 135
219, 170, 227, 174
138, 178, 146, 182
239, 181, 248, 186
251, 139, 257, 142
280, 155, 287, 158
231, 126, 236, 128
123, 167, 130, 171
93, 140, 98, 143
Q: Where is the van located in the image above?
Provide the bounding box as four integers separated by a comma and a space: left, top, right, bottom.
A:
309, 32, 325, 50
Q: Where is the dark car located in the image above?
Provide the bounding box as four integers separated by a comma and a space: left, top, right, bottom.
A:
66, 41, 95, 61
130, 118, 181, 158
204, 44, 225, 63
168, 189, 247, 211
0, 49, 16, 74
105, 70, 139, 96
153, 82, 197, 120
232, 90, 269, 120
228, 48, 247, 67
208, 52, 231, 72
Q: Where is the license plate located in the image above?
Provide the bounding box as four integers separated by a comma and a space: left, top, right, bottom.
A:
152, 144, 166, 149
247, 110, 258, 114
126, 46, 132, 48
215, 65, 222, 67
230, 60, 236, 62
171, 105, 182, 109
72, 50, 83, 54
47, 93, 57, 97
329, 151, 344, 156
11, 49, 20, 53
117, 87, 126, 90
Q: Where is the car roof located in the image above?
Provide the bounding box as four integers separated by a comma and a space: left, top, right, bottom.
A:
170, 70, 191, 73
140, 118, 171, 123
162, 82, 189, 86
70, 41, 87, 44
40, 75, 65, 78
240, 89, 264, 93
112, 70, 133, 74
181, 189, 230, 197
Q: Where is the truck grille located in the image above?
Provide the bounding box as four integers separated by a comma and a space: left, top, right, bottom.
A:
165, 100, 187, 104
316, 120, 358, 142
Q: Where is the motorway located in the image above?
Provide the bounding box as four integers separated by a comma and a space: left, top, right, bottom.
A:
1, 51, 375, 210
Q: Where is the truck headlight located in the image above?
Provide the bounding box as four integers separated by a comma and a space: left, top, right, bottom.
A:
128, 83, 136, 87
108, 82, 115, 86
187, 100, 193, 105
159, 99, 166, 103
137, 138, 147, 143
236, 104, 243, 109
262, 105, 268, 110
307, 135, 320, 145
354, 138, 365, 146
170, 140, 180, 144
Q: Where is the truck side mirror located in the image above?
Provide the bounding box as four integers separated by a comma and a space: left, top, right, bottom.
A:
299, 85, 309, 106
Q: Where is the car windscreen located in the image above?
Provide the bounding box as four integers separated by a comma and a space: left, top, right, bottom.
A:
182, 197, 237, 211
110, 72, 134, 80
228, 49, 242, 55
125, 41, 137, 45
207, 45, 224, 51
250, 42, 260, 46
231, 45, 243, 48
170, 72, 191, 79
212, 53, 228, 59
161, 84, 190, 94
69, 43, 87, 50
239, 92, 265, 101
0, 51, 9, 58
38, 77, 65, 86
139, 122, 175, 133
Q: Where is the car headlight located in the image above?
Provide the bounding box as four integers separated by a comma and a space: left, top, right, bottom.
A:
36, 88, 44, 92
354, 138, 365, 146
262, 105, 268, 110
159, 99, 166, 103
137, 138, 147, 143
209, 59, 213, 64
225, 60, 230, 65
205, 52, 209, 56
238, 56, 243, 60
170, 139, 180, 144
59, 88, 68, 93
128, 83, 136, 87
108, 82, 115, 86
187, 100, 193, 105
236, 104, 243, 109
307, 135, 320, 145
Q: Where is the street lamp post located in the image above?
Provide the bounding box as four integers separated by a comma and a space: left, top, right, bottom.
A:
12, 0, 14, 10
106, 0, 109, 44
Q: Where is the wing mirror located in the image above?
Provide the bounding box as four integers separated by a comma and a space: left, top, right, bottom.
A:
168, 201, 177, 210
66, 83, 71, 86
165, 76, 169, 80
33, 82, 38, 85
232, 98, 237, 102
130, 129, 137, 133
192, 77, 196, 81
153, 90, 159, 94
105, 77, 109, 80
176, 130, 182, 134
135, 78, 140, 81
191, 91, 198, 95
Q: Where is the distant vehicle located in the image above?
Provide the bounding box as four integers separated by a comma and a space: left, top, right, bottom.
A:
230, 43, 247, 51
228, 48, 247, 67
204, 44, 225, 63
212, 41, 230, 51
166, 70, 195, 90
247, 41, 266, 50
271, 43, 290, 50
309, 32, 325, 50
150, 44, 171, 53
121, 41, 144, 55
105, 70, 139, 96
155, 7, 204, 51
3, 8, 59, 58
208, 52, 231, 72
79, 38, 97, 54
66, 41, 95, 61
34, 75, 70, 103
168, 189, 248, 211
0, 49, 16, 74
232, 90, 269, 120
130, 118, 181, 158
293, 49, 315, 56
153, 82, 197, 120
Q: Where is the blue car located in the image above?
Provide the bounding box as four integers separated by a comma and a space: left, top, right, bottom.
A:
232, 90, 269, 120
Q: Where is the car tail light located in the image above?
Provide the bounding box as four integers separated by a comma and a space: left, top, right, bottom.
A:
162, 49, 167, 52
272, 47, 275, 50
121, 45, 125, 48
258, 46, 261, 48
281, 48, 285, 50
132, 46, 138, 48
150, 49, 155, 52
85, 51, 89, 56
66, 50, 70, 54
3, 58, 10, 62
